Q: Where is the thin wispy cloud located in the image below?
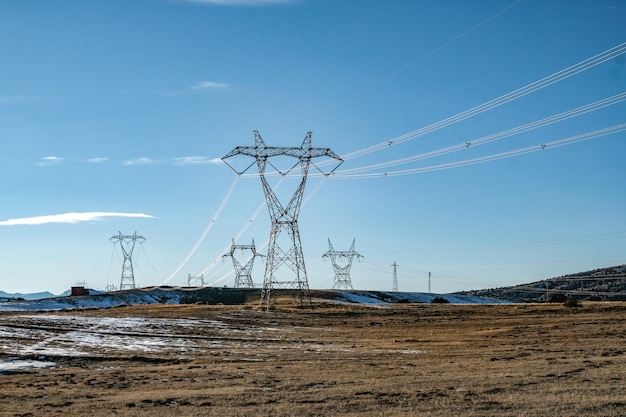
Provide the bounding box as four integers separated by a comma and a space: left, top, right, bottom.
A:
156, 80, 229, 97
87, 157, 108, 163
37, 156, 63, 167
173, 156, 223, 166
0, 95, 34, 104
190, 81, 229, 91
176, 0, 295, 6
0, 212, 156, 226
123, 157, 156, 166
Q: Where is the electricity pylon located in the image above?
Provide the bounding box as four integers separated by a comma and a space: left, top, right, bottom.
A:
109, 231, 145, 290
222, 238, 264, 288
391, 261, 399, 292
222, 130, 342, 308
322, 238, 363, 290
187, 273, 204, 287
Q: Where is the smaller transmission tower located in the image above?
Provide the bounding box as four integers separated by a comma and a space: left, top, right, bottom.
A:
222, 239, 264, 288
322, 239, 363, 290
391, 261, 399, 292
110, 231, 145, 290
187, 273, 205, 287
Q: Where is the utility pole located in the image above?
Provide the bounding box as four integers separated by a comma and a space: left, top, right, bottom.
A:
322, 238, 363, 290
223, 131, 342, 308
222, 238, 264, 288
428, 271, 431, 293
392, 261, 399, 292
109, 231, 145, 290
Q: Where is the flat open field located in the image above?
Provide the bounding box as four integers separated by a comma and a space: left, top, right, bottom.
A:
1, 301, 625, 416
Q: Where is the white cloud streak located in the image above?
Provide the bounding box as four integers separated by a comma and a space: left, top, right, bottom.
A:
190, 81, 229, 90
173, 156, 223, 166
0, 212, 156, 226
123, 157, 156, 166
37, 156, 63, 167
0, 95, 33, 104
87, 157, 108, 163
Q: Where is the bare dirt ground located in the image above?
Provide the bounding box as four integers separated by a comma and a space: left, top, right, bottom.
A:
1, 300, 625, 416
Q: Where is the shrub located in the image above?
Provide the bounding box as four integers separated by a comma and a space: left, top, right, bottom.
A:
431, 296, 450, 304
564, 296, 582, 308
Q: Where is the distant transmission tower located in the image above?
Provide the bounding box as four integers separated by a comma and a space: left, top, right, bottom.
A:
222, 238, 264, 288
187, 273, 204, 287
322, 238, 363, 290
223, 131, 342, 307
110, 231, 145, 290
392, 261, 399, 292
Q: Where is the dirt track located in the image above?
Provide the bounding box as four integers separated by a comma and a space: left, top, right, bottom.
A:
1, 302, 625, 416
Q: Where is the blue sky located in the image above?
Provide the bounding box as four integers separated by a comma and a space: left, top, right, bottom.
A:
1, 0, 625, 295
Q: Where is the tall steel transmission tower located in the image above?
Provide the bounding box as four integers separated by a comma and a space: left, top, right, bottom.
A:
322, 239, 363, 290
391, 261, 399, 292
222, 238, 264, 288
222, 131, 342, 307
110, 231, 146, 290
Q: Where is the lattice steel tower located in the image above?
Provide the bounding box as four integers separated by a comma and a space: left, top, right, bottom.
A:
110, 231, 145, 290
323, 239, 363, 290
222, 131, 342, 307
222, 238, 264, 288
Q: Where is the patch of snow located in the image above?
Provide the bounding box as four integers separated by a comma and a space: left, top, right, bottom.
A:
400, 350, 424, 355
0, 358, 56, 372
337, 291, 511, 305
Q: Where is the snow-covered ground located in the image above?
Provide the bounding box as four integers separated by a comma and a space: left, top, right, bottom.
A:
0, 310, 292, 372
0, 289, 510, 372
0, 289, 184, 312
335, 290, 510, 305
0, 358, 56, 372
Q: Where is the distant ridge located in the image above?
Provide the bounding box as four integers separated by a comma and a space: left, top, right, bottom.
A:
0, 289, 102, 301
456, 264, 626, 302
0, 291, 57, 301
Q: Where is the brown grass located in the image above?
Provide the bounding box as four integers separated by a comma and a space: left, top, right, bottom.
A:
1, 302, 625, 416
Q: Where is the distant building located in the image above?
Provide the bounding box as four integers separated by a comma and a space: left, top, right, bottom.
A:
71, 286, 89, 296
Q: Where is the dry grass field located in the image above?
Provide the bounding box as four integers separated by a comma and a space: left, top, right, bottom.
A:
1, 300, 625, 416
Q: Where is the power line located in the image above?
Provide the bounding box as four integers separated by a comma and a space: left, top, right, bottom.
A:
338, 41, 626, 163
331, 92, 626, 176
162, 176, 240, 284
329, 122, 626, 178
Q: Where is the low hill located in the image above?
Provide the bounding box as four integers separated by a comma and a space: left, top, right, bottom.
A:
455, 264, 626, 303
0, 287, 509, 312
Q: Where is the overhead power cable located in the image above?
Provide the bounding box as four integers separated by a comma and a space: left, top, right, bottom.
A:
196, 177, 285, 280
338, 41, 626, 162
240, 42, 625, 180
162, 176, 240, 284
330, 123, 626, 178
332, 91, 626, 176
203, 177, 328, 287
